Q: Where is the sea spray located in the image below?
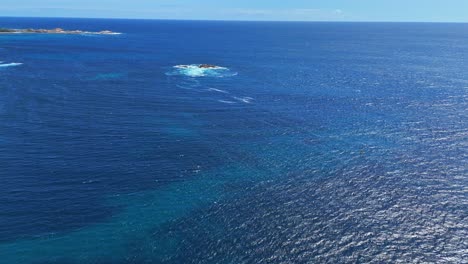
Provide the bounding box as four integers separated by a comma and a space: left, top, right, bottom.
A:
167, 65, 237, 78
0, 62, 23, 67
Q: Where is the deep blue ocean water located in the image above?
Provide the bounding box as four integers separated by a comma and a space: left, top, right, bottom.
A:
0, 17, 467, 263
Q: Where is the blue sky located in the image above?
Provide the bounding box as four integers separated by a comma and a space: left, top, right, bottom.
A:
1, 0, 468, 22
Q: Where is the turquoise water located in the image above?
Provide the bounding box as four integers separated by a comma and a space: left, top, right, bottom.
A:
0, 18, 467, 263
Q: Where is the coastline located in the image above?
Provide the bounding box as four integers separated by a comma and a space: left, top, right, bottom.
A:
0, 27, 121, 35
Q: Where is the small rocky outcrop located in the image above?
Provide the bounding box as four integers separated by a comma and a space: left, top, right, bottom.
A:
199, 64, 219, 69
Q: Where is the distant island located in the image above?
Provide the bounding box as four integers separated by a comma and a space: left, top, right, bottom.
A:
0, 27, 121, 35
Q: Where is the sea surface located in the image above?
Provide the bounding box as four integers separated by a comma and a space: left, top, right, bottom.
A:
0, 18, 467, 263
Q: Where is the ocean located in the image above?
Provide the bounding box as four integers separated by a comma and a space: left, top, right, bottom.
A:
0, 17, 467, 263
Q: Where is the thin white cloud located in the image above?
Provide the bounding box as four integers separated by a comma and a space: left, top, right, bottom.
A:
226, 8, 346, 21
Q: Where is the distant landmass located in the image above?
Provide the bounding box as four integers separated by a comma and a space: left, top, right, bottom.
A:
0, 27, 120, 35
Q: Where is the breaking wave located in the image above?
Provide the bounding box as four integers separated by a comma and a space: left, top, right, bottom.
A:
0, 62, 23, 67
167, 64, 237, 78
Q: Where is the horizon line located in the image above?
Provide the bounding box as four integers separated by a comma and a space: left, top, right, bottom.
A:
1, 16, 468, 24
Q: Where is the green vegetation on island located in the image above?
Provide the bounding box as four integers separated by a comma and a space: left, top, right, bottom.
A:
0, 28, 16, 32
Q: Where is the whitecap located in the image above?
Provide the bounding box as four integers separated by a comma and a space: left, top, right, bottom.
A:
167, 64, 237, 78
0, 62, 23, 67
218, 100, 236, 104
233, 96, 254, 104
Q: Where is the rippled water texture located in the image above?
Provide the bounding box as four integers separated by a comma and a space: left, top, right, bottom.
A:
0, 18, 467, 263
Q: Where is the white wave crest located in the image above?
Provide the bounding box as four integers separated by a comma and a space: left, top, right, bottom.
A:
0, 62, 23, 67
167, 64, 237, 78
218, 100, 236, 104
233, 96, 254, 104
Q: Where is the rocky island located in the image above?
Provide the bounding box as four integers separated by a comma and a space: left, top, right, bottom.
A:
0, 27, 121, 35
